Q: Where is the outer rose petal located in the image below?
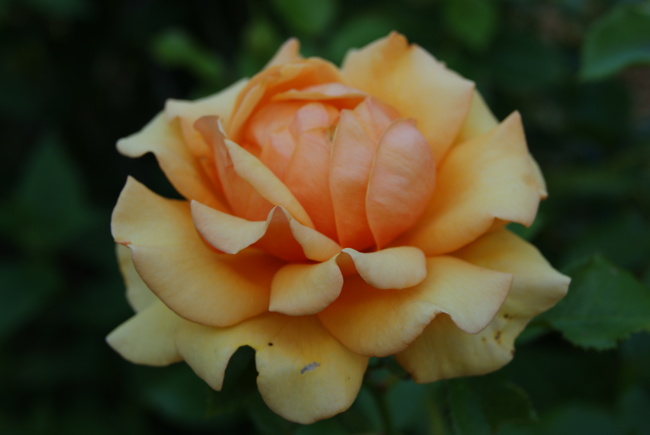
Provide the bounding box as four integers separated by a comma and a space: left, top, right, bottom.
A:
339, 246, 427, 289
111, 177, 283, 327
396, 229, 570, 383
398, 112, 541, 255
107, 300, 183, 366
341, 32, 474, 162
175, 313, 368, 424
264, 38, 302, 68
116, 244, 157, 312
318, 257, 511, 357
116, 112, 227, 210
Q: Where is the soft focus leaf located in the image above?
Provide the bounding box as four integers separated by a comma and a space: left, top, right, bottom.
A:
271, 0, 337, 36
581, 3, 650, 80
540, 255, 650, 350
449, 376, 537, 435
442, 0, 497, 50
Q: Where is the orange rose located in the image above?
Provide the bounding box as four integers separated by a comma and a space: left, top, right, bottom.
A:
108, 33, 569, 423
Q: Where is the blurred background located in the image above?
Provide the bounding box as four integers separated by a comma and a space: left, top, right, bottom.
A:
1, 0, 649, 434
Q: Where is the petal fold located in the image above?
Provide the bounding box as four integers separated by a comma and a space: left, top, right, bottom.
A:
318, 256, 511, 357
116, 244, 156, 312
175, 313, 368, 424
112, 177, 283, 327
339, 246, 427, 289
191, 202, 341, 262
398, 112, 541, 255
342, 32, 474, 162
396, 229, 570, 383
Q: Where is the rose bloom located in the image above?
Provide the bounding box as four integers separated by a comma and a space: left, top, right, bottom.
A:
108, 33, 569, 423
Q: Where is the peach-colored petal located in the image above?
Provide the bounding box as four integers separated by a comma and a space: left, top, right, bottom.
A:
366, 118, 435, 248
456, 91, 548, 198
111, 177, 283, 327
341, 32, 474, 162
264, 38, 302, 68
229, 59, 343, 142
175, 313, 368, 424
107, 300, 183, 366
194, 116, 314, 227
339, 246, 427, 289
116, 244, 156, 312
396, 229, 570, 383
191, 202, 341, 262
318, 256, 511, 357
269, 257, 343, 315
116, 112, 227, 210
329, 109, 377, 250
398, 112, 541, 255
273, 83, 366, 109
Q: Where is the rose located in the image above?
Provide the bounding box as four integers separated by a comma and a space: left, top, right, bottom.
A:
107, 33, 569, 424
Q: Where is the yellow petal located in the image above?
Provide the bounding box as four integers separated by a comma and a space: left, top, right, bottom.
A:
318, 256, 511, 356
116, 244, 156, 312
116, 113, 226, 210
456, 90, 548, 198
107, 300, 183, 366
112, 177, 283, 327
339, 246, 427, 289
341, 32, 474, 162
366, 118, 435, 248
191, 202, 341, 262
396, 229, 570, 383
175, 313, 368, 424
398, 112, 541, 255
194, 116, 314, 227
269, 257, 344, 315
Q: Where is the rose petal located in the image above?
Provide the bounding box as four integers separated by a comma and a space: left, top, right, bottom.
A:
318, 256, 511, 356
272, 83, 366, 109
265, 38, 302, 68
341, 32, 474, 162
194, 116, 314, 226
191, 202, 341, 262
116, 244, 156, 312
106, 300, 183, 366
175, 313, 368, 424
116, 112, 227, 210
339, 246, 427, 289
112, 177, 283, 327
366, 118, 435, 248
457, 91, 548, 198
269, 257, 344, 315
398, 112, 541, 255
396, 229, 570, 383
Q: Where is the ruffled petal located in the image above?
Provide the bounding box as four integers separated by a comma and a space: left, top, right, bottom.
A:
339, 246, 427, 289
269, 257, 343, 315
341, 32, 474, 162
175, 313, 368, 424
116, 113, 226, 210
318, 256, 511, 357
116, 244, 156, 312
398, 112, 541, 255
111, 177, 283, 327
366, 118, 435, 248
106, 300, 183, 366
273, 83, 366, 109
396, 229, 570, 383
191, 202, 341, 262
195, 116, 314, 226
264, 38, 302, 68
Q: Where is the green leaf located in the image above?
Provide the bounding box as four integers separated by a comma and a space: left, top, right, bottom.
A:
581, 3, 650, 80
448, 376, 537, 435
540, 255, 650, 350
151, 29, 223, 85
0, 135, 97, 252
271, 0, 337, 36
442, 0, 498, 50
